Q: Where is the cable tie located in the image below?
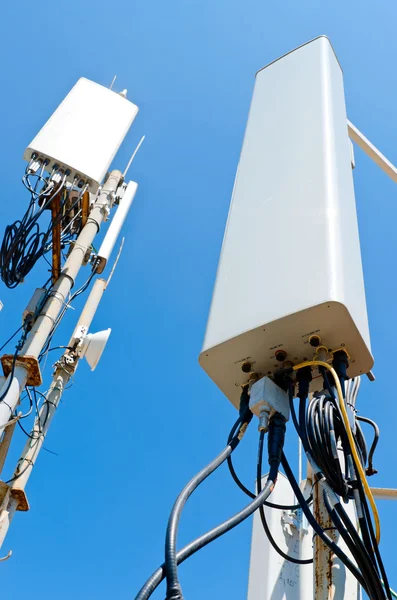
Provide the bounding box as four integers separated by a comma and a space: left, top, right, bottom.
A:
311, 526, 338, 542
17, 457, 34, 472
44, 399, 58, 408
85, 217, 100, 233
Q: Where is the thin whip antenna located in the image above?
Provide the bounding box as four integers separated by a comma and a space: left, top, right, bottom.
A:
123, 135, 145, 178
106, 237, 125, 287
109, 75, 117, 90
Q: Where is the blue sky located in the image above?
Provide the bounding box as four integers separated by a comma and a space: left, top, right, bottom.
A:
1, 1, 397, 598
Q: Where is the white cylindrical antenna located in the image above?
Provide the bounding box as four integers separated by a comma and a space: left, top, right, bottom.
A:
123, 135, 145, 178
95, 181, 138, 273
106, 237, 124, 287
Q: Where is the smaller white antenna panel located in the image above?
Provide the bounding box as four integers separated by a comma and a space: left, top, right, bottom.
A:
24, 78, 138, 192
247, 473, 313, 600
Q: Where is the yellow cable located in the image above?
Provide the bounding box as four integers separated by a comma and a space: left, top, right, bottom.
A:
292, 360, 381, 544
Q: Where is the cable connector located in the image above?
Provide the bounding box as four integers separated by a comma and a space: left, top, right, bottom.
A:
27, 158, 42, 175
249, 376, 289, 432
332, 350, 349, 394
297, 366, 312, 400
238, 385, 250, 419
166, 585, 183, 600
366, 466, 378, 477
51, 169, 63, 186
267, 412, 287, 481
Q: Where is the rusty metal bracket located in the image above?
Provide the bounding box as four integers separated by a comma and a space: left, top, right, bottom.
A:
81, 190, 90, 228
11, 489, 29, 512
370, 487, 397, 500
0, 481, 29, 512
1, 354, 42, 387
51, 188, 63, 284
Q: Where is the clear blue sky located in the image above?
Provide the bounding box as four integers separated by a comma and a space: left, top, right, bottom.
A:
1, 1, 397, 598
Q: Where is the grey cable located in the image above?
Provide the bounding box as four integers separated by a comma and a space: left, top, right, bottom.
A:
135, 479, 274, 600
164, 442, 237, 600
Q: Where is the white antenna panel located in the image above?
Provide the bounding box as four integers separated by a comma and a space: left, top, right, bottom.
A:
199, 37, 373, 408
247, 473, 313, 600
23, 78, 138, 192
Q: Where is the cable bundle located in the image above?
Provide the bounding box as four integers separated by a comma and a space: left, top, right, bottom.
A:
305, 392, 350, 497
134, 389, 289, 600
0, 161, 88, 288
290, 355, 390, 600
133, 356, 392, 600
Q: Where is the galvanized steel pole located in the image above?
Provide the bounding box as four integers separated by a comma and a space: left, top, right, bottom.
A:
0, 171, 122, 436
0, 277, 108, 548
313, 470, 361, 599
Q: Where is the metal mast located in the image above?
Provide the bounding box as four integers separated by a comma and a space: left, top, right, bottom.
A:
0, 78, 141, 554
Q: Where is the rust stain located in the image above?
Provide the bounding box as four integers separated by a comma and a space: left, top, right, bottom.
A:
313, 483, 334, 598
51, 188, 62, 284
81, 190, 90, 228
1, 354, 42, 386
313, 488, 322, 594
11, 488, 29, 512
328, 546, 333, 598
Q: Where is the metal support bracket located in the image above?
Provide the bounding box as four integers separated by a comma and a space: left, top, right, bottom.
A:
370, 487, 397, 500
348, 120, 397, 185
0, 354, 42, 387
0, 482, 29, 512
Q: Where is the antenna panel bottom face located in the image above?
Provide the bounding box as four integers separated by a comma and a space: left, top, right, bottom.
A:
199, 38, 373, 404
199, 301, 374, 408
23, 78, 138, 192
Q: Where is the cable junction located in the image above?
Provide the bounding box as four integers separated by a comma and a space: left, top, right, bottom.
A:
133, 357, 392, 600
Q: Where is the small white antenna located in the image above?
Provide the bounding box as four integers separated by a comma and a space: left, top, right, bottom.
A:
106, 238, 125, 287
109, 75, 117, 90
123, 135, 145, 178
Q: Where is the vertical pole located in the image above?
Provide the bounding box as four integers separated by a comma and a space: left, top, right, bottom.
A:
313, 481, 337, 599
21, 170, 120, 358
0, 170, 122, 436
0, 278, 108, 548
299, 473, 314, 600
298, 439, 302, 493
0, 422, 17, 477
313, 474, 361, 599
247, 473, 312, 600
